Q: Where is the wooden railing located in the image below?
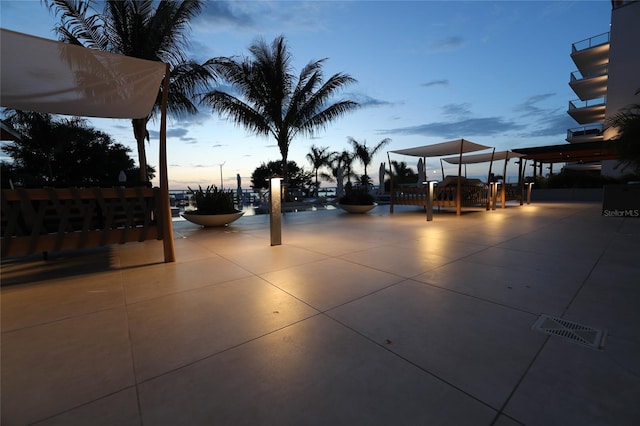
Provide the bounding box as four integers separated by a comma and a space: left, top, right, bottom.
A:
391, 185, 489, 208
1, 187, 164, 257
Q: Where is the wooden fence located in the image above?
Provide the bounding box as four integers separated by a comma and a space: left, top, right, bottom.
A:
1, 187, 164, 257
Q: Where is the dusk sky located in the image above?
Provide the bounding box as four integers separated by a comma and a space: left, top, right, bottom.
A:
1, 0, 613, 189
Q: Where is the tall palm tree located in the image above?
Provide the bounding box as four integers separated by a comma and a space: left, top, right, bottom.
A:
201, 35, 359, 186
607, 101, 640, 174
387, 160, 417, 184
347, 137, 391, 184
306, 145, 332, 196
335, 149, 356, 184
44, 0, 213, 182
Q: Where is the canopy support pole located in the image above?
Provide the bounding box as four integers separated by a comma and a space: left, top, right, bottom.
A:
456, 140, 464, 216
518, 159, 524, 205
486, 148, 496, 211
501, 155, 509, 208
387, 152, 394, 214
440, 158, 445, 181
159, 63, 175, 262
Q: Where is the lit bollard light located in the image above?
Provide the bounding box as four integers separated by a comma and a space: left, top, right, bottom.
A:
424, 181, 435, 221
526, 182, 534, 205
269, 177, 282, 246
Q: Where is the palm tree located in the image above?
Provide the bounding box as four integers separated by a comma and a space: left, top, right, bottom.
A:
607, 101, 640, 174
347, 137, 391, 183
44, 0, 213, 182
387, 160, 417, 186
306, 145, 332, 196
201, 35, 359, 186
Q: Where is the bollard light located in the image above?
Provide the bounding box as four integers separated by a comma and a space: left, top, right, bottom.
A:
526, 182, 534, 205
424, 181, 436, 221
269, 177, 282, 246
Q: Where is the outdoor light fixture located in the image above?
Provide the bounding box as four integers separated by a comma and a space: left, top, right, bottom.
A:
424, 181, 436, 221
526, 182, 534, 205
269, 177, 282, 246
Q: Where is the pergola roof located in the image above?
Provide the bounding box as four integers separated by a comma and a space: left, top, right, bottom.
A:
1, 28, 166, 119
512, 140, 620, 163
389, 139, 491, 157
442, 150, 524, 165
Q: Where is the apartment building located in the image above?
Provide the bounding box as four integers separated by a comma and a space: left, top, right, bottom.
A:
566, 0, 639, 176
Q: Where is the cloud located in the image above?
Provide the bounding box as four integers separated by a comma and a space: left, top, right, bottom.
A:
346, 92, 395, 108
382, 117, 525, 139
525, 112, 576, 138
197, 1, 255, 29
421, 79, 449, 88
441, 103, 472, 117
513, 93, 557, 115
511, 93, 573, 137
195, 1, 330, 35
428, 36, 464, 53
149, 127, 189, 140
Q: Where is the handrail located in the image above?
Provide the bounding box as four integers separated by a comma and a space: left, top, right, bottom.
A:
567, 124, 604, 139
568, 97, 606, 110
571, 32, 610, 53
569, 63, 609, 82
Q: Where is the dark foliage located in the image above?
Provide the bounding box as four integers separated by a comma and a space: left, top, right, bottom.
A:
187, 185, 237, 214
250, 160, 312, 198
2, 110, 135, 187
339, 181, 375, 205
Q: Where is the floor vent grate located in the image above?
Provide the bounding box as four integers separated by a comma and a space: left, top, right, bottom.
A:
532, 314, 607, 350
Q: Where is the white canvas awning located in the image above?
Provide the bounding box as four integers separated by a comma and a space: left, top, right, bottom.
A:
1, 28, 166, 119
389, 139, 491, 157
387, 139, 493, 216
0, 29, 175, 262
441, 150, 524, 164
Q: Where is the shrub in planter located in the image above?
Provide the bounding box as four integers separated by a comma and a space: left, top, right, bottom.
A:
187, 185, 238, 214
339, 182, 375, 205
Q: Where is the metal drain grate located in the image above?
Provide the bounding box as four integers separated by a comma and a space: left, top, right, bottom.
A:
532, 314, 607, 350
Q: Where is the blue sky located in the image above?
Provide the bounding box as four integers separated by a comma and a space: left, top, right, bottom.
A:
1, 0, 612, 188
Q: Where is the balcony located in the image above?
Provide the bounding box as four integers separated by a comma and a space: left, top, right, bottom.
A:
571, 32, 610, 71
567, 98, 606, 124
566, 124, 604, 143
569, 63, 608, 101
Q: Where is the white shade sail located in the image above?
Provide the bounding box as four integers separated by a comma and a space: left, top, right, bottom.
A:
0, 28, 175, 262
441, 150, 524, 164
1, 28, 166, 119
389, 139, 491, 157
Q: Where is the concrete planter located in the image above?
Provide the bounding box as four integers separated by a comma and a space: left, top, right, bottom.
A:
181, 211, 244, 227
339, 203, 377, 214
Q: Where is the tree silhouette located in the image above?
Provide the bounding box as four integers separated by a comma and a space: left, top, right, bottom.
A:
44, 0, 213, 182
347, 137, 391, 184
202, 35, 359, 186
2, 110, 135, 187
306, 145, 332, 196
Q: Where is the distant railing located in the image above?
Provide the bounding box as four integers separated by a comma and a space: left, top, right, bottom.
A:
570, 63, 608, 82
391, 184, 489, 208
571, 32, 609, 53
568, 97, 606, 110
567, 124, 604, 140
1, 187, 163, 257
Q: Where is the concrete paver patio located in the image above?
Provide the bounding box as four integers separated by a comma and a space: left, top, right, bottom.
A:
1, 202, 639, 425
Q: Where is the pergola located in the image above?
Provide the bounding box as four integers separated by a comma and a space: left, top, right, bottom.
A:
512, 140, 621, 177
388, 139, 492, 215
1, 29, 175, 262
441, 150, 526, 209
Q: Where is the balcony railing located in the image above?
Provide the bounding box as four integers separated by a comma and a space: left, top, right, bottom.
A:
570, 63, 609, 82
571, 32, 610, 53
568, 97, 606, 110
567, 124, 604, 140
